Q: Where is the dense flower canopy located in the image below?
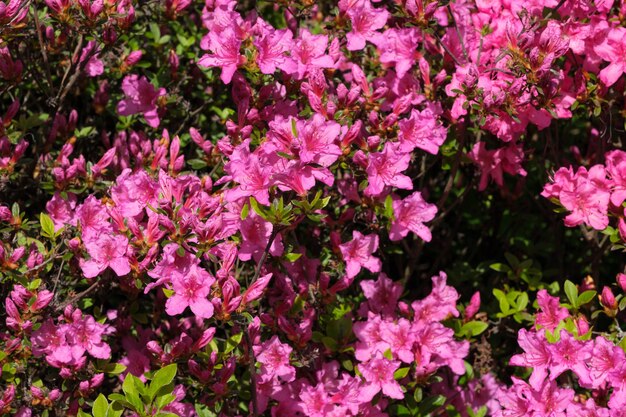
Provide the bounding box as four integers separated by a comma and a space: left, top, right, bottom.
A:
3, 0, 626, 416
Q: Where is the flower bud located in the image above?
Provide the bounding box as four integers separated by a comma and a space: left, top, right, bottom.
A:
600, 286, 618, 315
618, 273, 626, 292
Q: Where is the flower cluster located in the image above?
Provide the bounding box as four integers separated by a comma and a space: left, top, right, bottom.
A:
4, 0, 626, 416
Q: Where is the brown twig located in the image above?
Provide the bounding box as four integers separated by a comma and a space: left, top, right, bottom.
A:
32, 1, 54, 96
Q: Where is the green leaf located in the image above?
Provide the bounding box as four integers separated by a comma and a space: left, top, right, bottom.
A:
460, 321, 488, 337
493, 289, 510, 313
103, 363, 127, 375
577, 290, 596, 306
418, 394, 446, 415
290, 118, 298, 137
249, 197, 269, 220
108, 401, 125, 417
489, 263, 510, 273
284, 252, 302, 262
121, 374, 143, 411
150, 363, 177, 398
240, 203, 249, 220
384, 195, 394, 219
92, 394, 108, 417
564, 280, 578, 309
40, 213, 55, 238
224, 332, 243, 354
516, 292, 529, 311
154, 393, 176, 410
394, 367, 410, 379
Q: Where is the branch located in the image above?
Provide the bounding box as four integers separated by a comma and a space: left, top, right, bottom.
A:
246, 227, 279, 417
32, 1, 55, 97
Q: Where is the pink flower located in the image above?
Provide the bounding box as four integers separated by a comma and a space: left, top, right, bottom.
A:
397, 107, 447, 154
79, 41, 104, 77
345, 1, 389, 51
224, 141, 272, 205
295, 114, 342, 167
67, 315, 112, 359
339, 231, 381, 279
371, 28, 421, 79
110, 168, 158, 217
548, 330, 593, 386
390, 191, 437, 242
469, 142, 527, 191
80, 234, 131, 278
589, 336, 626, 388
605, 150, 626, 206
364, 142, 413, 196
359, 273, 402, 316
380, 318, 415, 363
46, 192, 77, 231
165, 266, 215, 318
238, 211, 284, 262
117, 75, 166, 128
359, 353, 404, 399
509, 329, 552, 389
595, 27, 626, 87
535, 289, 569, 331
286, 29, 335, 80
299, 384, 334, 417
542, 165, 611, 230
198, 28, 245, 84
254, 335, 295, 381
411, 272, 460, 322
254, 27, 293, 75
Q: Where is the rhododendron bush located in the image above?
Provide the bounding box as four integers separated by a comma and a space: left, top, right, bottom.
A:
4, 0, 626, 416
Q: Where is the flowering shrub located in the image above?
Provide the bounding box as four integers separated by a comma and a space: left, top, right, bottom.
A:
3, 0, 626, 416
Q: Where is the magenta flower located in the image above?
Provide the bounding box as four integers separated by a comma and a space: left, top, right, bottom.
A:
254, 27, 293, 75
398, 107, 447, 154
165, 266, 215, 318
595, 27, 626, 87
548, 330, 593, 386
390, 191, 437, 242
287, 29, 335, 80
359, 353, 404, 399
605, 150, 626, 206
110, 168, 159, 217
80, 234, 131, 278
364, 142, 413, 197
535, 289, 569, 331
339, 230, 381, 279
371, 28, 420, 79
254, 335, 295, 381
345, 1, 389, 51
295, 114, 342, 167
509, 329, 552, 389
198, 28, 245, 84
117, 74, 166, 128
542, 165, 611, 230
